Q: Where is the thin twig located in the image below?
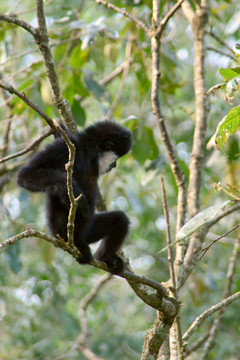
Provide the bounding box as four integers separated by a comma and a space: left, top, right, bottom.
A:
0, 228, 62, 250
207, 46, 237, 61
207, 83, 226, 96
95, 0, 149, 34
0, 128, 53, 164
160, 177, 183, 360
34, 0, 76, 132
157, 0, 185, 37
160, 177, 177, 296
0, 86, 14, 159
0, 13, 37, 36
206, 29, 236, 57
0, 81, 56, 130
52, 120, 82, 248
151, 0, 187, 295
184, 332, 209, 356
56, 274, 111, 360
197, 223, 240, 261
104, 38, 133, 121
99, 59, 133, 86
199, 238, 240, 360
182, 291, 240, 343
180, 202, 240, 287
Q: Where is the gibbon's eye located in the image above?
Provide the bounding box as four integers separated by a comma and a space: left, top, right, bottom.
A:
103, 140, 114, 151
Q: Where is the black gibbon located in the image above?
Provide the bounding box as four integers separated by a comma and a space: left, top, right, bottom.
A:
17, 121, 132, 273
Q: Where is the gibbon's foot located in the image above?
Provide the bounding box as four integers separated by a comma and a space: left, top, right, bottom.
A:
96, 254, 125, 274
76, 252, 94, 265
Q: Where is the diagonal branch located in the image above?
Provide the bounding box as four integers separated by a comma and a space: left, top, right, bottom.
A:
55, 274, 111, 360
95, 0, 149, 33
182, 290, 240, 344
0, 81, 55, 129
181, 203, 240, 287
156, 0, 185, 37
0, 226, 173, 311
199, 238, 240, 359
0, 128, 53, 164
197, 223, 240, 261
0, 13, 37, 36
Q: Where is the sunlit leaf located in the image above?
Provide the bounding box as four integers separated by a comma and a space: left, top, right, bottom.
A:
219, 66, 240, 81
225, 10, 240, 34
70, 46, 89, 68
215, 105, 240, 150
176, 201, 231, 241
226, 76, 240, 101
129, 121, 160, 164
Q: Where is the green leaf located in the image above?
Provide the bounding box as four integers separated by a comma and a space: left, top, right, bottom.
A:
83, 70, 110, 101
70, 46, 89, 68
219, 66, 240, 81
226, 76, 240, 101
128, 119, 160, 164
18, 79, 34, 92
39, 240, 55, 266
71, 99, 86, 127
176, 201, 231, 241
215, 105, 240, 150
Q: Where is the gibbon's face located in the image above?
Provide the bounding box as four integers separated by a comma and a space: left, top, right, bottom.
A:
98, 151, 118, 175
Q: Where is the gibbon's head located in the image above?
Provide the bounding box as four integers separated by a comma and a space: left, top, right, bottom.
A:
85, 121, 132, 174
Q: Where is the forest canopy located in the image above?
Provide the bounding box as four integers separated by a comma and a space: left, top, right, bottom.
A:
0, 1, 240, 359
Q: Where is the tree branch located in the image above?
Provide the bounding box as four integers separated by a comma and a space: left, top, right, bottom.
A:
55, 274, 111, 360
197, 223, 240, 261
182, 202, 240, 286
186, 3, 209, 218
95, 0, 149, 34
0, 13, 37, 36
52, 120, 82, 248
207, 46, 237, 61
104, 37, 133, 121
156, 0, 185, 37
160, 177, 183, 359
34, 0, 76, 132
151, 0, 188, 299
179, 1, 209, 290
206, 29, 237, 57
0, 128, 53, 164
182, 291, 240, 344
0, 225, 176, 314
199, 239, 240, 359
0, 81, 56, 130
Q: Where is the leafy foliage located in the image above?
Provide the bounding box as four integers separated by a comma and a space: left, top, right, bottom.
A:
0, 0, 240, 359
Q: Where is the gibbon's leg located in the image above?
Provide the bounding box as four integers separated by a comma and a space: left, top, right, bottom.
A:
85, 211, 129, 273
74, 216, 93, 264
46, 193, 68, 240
47, 194, 93, 264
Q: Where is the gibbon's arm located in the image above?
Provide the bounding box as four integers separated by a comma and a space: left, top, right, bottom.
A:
17, 139, 69, 193
17, 139, 90, 212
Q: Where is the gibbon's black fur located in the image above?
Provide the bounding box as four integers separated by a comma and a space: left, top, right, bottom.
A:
17, 121, 132, 273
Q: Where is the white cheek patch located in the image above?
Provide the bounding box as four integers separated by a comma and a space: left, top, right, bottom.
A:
99, 151, 118, 174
